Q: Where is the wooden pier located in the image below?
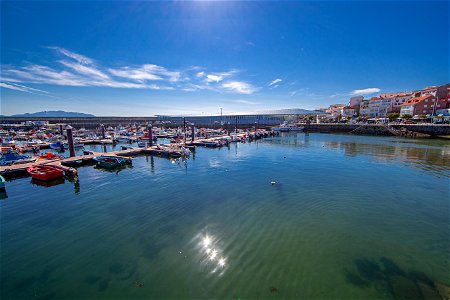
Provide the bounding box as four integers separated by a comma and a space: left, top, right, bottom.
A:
0, 130, 276, 179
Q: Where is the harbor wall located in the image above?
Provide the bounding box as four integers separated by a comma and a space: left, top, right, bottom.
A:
302, 124, 450, 136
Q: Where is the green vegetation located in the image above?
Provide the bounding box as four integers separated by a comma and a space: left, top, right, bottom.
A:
387, 113, 400, 122
401, 114, 413, 120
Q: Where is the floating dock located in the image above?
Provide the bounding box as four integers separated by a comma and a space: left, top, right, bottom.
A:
0, 131, 276, 180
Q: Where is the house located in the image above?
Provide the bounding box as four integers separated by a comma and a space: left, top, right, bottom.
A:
367, 97, 392, 117
380, 92, 413, 113
400, 95, 436, 116
359, 100, 371, 116
341, 106, 356, 118
326, 104, 346, 117
435, 84, 450, 110
349, 96, 364, 107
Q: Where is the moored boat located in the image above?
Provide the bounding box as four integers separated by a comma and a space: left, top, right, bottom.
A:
26, 165, 64, 181
93, 155, 131, 169
0, 153, 36, 166
37, 152, 64, 160
49, 141, 66, 151
272, 124, 305, 132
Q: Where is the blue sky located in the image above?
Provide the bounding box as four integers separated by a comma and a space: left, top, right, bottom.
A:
1, 1, 448, 116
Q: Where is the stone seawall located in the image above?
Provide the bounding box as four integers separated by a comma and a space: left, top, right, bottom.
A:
303, 124, 450, 137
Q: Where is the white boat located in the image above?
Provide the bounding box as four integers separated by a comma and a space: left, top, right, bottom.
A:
272, 123, 305, 132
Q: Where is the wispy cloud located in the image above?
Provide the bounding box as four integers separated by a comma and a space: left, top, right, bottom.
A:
350, 88, 381, 96
206, 74, 223, 83
268, 78, 282, 87
108, 64, 180, 82
2, 47, 256, 95
49, 46, 93, 65
59, 60, 110, 80
234, 99, 260, 105
0, 81, 55, 97
222, 81, 259, 95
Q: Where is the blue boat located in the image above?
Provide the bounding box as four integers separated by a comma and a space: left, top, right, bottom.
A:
0, 153, 36, 166
49, 141, 66, 151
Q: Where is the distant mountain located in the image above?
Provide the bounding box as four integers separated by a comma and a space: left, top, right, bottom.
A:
9, 111, 96, 117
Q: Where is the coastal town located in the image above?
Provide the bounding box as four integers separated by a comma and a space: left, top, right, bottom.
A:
2, 1, 450, 299
316, 83, 450, 123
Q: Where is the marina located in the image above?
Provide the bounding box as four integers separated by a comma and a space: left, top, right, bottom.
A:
1, 1, 449, 299
0, 125, 277, 180
1, 132, 449, 299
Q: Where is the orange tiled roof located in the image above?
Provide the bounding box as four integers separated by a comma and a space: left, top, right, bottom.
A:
401, 94, 434, 106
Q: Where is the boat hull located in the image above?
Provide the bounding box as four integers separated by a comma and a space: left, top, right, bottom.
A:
93, 156, 130, 169
27, 165, 64, 181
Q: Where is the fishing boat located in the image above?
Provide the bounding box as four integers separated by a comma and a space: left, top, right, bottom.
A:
272, 123, 305, 132
49, 141, 65, 150
93, 155, 131, 169
1, 137, 16, 147
27, 165, 64, 181
0, 146, 14, 154
36, 152, 64, 160
0, 153, 36, 166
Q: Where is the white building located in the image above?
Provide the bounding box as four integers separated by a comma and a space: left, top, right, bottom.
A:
367, 98, 392, 117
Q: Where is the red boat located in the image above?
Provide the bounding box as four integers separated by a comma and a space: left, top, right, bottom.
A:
26, 165, 64, 181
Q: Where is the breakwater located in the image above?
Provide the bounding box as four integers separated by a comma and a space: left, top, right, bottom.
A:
303, 123, 450, 137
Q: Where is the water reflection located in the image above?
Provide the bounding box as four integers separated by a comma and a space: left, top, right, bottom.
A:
198, 234, 227, 275
265, 132, 310, 147
31, 177, 65, 187
0, 191, 8, 200
323, 140, 450, 177
265, 133, 449, 177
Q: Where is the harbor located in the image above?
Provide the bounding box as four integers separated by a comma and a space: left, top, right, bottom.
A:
0, 125, 277, 180
2, 1, 449, 299
1, 132, 449, 299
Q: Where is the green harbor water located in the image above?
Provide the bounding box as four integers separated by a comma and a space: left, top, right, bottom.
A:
1, 133, 449, 299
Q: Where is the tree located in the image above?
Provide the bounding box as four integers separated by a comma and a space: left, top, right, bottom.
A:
401, 114, 412, 120
387, 113, 400, 122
